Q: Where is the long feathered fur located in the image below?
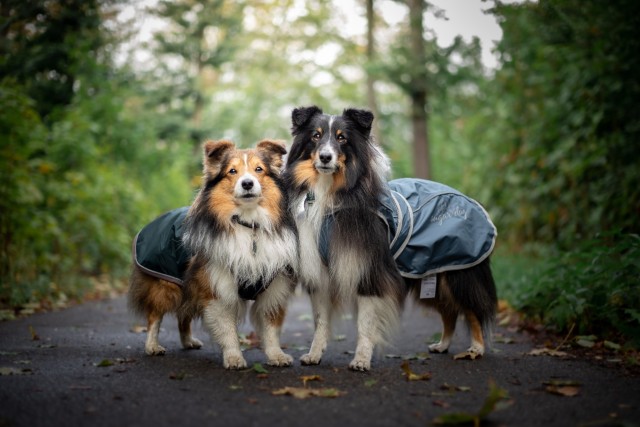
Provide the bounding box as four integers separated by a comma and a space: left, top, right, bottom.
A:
283, 106, 405, 371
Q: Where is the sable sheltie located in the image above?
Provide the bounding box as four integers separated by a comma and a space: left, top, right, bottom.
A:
129, 139, 298, 369
283, 106, 497, 370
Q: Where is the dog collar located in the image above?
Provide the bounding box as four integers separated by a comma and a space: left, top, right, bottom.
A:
305, 192, 315, 207
232, 215, 260, 230
232, 215, 260, 255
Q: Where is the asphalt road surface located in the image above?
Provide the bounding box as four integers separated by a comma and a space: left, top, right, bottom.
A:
0, 290, 638, 427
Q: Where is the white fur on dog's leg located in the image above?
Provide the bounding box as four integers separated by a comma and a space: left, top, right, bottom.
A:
262, 322, 293, 367
181, 335, 203, 350
466, 340, 485, 356
301, 290, 331, 366
202, 300, 247, 370
428, 336, 452, 354
349, 296, 393, 372
145, 318, 166, 356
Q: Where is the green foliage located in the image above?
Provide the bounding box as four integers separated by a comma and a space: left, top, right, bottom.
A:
485, 0, 640, 247
499, 233, 640, 344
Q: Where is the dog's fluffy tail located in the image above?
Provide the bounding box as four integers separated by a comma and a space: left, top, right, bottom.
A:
443, 258, 497, 336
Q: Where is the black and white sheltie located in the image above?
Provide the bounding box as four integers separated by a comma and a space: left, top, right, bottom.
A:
129, 139, 298, 369
283, 106, 497, 371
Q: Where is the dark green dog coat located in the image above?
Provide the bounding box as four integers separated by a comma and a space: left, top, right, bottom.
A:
133, 207, 271, 300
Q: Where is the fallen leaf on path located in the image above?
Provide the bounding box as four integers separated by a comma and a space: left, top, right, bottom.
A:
440, 383, 471, 393
29, 326, 40, 341
401, 361, 431, 381
433, 400, 450, 408
333, 334, 346, 341
0, 367, 33, 376
545, 385, 580, 397
453, 351, 482, 360
364, 379, 378, 387
604, 340, 621, 351
272, 387, 345, 399
402, 352, 431, 361
129, 325, 147, 333
300, 375, 322, 387
574, 337, 596, 348
527, 348, 569, 357
433, 380, 512, 425
251, 363, 268, 374
96, 359, 114, 367
169, 371, 187, 380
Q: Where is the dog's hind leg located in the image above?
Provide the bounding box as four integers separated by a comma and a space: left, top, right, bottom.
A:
300, 287, 331, 366
461, 310, 485, 356
178, 315, 203, 350
145, 312, 166, 356
428, 308, 457, 354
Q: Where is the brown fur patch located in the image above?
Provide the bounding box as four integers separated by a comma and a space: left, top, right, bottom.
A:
267, 306, 287, 328
331, 153, 347, 192
129, 266, 182, 317
293, 159, 319, 189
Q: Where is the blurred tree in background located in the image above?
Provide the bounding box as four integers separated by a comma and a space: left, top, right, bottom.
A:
1, 0, 638, 344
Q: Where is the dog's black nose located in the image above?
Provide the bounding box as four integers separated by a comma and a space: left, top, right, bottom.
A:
241, 179, 254, 190
319, 153, 332, 164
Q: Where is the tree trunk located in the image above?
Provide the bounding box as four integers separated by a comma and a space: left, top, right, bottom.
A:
365, 0, 383, 147
407, 0, 430, 179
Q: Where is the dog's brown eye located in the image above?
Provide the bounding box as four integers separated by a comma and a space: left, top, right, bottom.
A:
337, 134, 346, 143
255, 166, 263, 173
228, 168, 237, 175
312, 132, 321, 141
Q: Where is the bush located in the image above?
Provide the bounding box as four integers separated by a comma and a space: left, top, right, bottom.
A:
499, 233, 640, 345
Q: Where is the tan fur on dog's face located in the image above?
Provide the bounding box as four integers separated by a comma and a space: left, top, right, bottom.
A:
202, 139, 286, 227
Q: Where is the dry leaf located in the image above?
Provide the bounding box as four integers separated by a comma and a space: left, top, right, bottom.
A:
272, 387, 345, 399
29, 326, 40, 341
527, 348, 569, 357
300, 375, 323, 387
96, 359, 114, 367
0, 367, 33, 376
433, 400, 450, 408
130, 325, 147, 333
453, 351, 482, 360
401, 361, 432, 381
546, 385, 580, 397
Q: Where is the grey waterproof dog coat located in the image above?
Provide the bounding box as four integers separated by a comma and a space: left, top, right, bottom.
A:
319, 178, 497, 278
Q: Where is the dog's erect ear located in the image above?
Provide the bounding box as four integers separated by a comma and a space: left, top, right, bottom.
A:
203, 139, 235, 177
291, 106, 323, 135
343, 108, 374, 136
257, 139, 288, 174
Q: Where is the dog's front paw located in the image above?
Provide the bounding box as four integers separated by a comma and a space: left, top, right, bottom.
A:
223, 352, 247, 370
267, 351, 294, 367
428, 342, 450, 354
181, 336, 203, 350
348, 357, 371, 372
145, 343, 166, 356
300, 352, 322, 366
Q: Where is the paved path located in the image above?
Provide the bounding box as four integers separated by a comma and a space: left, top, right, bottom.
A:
0, 291, 638, 427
